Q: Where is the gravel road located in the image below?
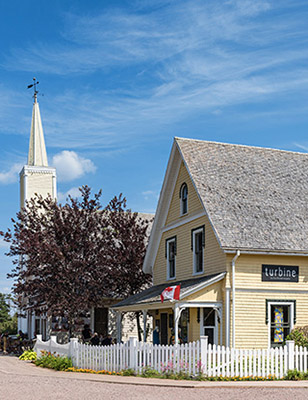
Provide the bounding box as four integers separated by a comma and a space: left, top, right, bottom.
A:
1, 356, 308, 400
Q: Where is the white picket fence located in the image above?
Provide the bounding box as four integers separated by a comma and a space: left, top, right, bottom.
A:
34, 335, 304, 378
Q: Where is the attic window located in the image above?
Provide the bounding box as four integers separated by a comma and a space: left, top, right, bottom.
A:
180, 183, 188, 215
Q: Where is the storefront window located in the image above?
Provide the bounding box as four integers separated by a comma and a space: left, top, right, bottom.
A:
270, 304, 290, 347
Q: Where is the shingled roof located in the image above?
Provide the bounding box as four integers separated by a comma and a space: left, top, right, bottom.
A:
176, 138, 308, 253
113, 272, 225, 309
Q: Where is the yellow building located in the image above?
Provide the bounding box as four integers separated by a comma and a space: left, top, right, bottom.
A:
113, 137, 308, 349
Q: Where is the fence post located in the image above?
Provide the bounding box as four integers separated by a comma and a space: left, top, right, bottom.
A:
50, 335, 57, 353
36, 334, 42, 342
200, 336, 208, 375
286, 340, 295, 371
69, 338, 79, 367
128, 337, 137, 372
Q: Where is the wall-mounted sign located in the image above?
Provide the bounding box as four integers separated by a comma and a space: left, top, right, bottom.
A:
262, 265, 299, 282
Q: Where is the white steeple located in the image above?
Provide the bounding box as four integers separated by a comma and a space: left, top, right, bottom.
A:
19, 79, 57, 210
27, 93, 48, 167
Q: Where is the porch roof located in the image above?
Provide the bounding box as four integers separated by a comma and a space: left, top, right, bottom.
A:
112, 272, 225, 311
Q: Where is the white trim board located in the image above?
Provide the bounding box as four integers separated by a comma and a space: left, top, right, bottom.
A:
236, 288, 308, 294
143, 142, 181, 274
162, 210, 205, 233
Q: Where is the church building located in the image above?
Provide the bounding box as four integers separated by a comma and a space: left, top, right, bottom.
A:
18, 87, 57, 338
18, 85, 152, 342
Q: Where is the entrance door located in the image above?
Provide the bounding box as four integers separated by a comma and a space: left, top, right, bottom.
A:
94, 308, 108, 337
202, 308, 217, 345
160, 313, 168, 345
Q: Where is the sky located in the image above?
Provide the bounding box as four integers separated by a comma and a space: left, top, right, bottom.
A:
1, 0, 308, 293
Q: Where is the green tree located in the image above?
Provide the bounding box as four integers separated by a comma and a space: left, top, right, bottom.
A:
0, 293, 17, 334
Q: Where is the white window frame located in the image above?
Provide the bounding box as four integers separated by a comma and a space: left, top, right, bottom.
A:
166, 237, 176, 280
180, 183, 188, 216
192, 227, 204, 275
267, 301, 294, 348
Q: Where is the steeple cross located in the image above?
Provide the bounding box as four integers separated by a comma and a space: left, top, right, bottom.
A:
27, 77, 40, 102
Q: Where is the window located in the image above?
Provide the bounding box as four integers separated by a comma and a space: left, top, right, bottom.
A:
267, 300, 295, 347
192, 226, 205, 274
180, 183, 188, 215
166, 236, 176, 279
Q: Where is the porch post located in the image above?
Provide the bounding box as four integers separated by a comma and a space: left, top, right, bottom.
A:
220, 305, 223, 346
143, 310, 148, 342
174, 304, 179, 344
116, 311, 122, 344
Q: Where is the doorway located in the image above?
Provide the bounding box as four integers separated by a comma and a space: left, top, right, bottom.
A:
201, 307, 217, 345
94, 308, 108, 337
160, 313, 168, 344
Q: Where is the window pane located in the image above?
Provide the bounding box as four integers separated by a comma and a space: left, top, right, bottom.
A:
194, 231, 203, 272
181, 185, 188, 214
270, 304, 290, 346
203, 308, 215, 326
169, 259, 175, 278
168, 241, 175, 278
204, 328, 214, 345
169, 242, 175, 260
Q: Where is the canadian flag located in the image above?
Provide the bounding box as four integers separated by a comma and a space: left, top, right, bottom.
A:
160, 285, 181, 303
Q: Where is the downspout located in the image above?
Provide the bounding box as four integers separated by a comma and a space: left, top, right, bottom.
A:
232, 250, 240, 348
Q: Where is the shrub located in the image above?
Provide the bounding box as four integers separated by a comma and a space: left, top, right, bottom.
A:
287, 327, 308, 347
35, 351, 73, 371
140, 366, 161, 378
285, 369, 304, 381
19, 350, 37, 361
120, 368, 136, 376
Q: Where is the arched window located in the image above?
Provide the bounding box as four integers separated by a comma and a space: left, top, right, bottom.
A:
180, 183, 188, 215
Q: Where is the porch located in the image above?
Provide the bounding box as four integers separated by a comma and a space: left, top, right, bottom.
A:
112, 272, 226, 345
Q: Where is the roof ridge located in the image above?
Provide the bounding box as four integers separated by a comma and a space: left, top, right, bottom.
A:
174, 137, 308, 156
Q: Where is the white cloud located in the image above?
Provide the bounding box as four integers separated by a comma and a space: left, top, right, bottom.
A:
142, 190, 159, 201
52, 151, 96, 182
57, 187, 81, 203
0, 163, 23, 184
2, 1, 308, 150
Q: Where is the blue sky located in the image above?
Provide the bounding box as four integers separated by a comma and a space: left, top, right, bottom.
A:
1, 0, 308, 293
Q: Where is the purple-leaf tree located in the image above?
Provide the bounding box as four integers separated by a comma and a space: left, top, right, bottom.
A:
0, 186, 152, 336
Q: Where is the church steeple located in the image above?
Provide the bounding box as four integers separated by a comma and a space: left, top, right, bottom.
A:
19, 79, 57, 209
27, 86, 48, 167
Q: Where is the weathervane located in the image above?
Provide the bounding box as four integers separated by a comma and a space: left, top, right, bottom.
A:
27, 77, 39, 102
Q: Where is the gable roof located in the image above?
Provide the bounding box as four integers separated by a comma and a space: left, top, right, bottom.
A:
176, 138, 308, 254
143, 137, 308, 274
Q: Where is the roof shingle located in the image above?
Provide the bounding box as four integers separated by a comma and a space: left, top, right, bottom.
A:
176, 138, 308, 252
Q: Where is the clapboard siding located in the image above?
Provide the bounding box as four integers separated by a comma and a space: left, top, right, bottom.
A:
27, 173, 54, 199
153, 215, 226, 285
165, 161, 203, 225
229, 254, 308, 290
225, 254, 308, 348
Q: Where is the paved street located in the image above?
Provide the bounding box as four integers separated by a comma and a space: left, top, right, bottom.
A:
1, 356, 308, 400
